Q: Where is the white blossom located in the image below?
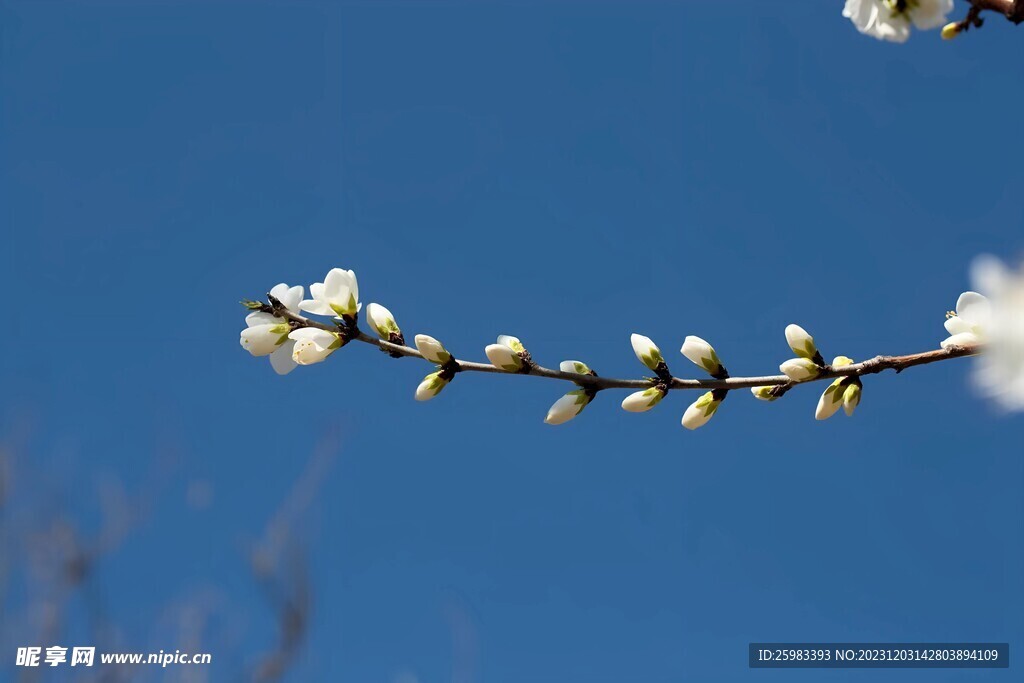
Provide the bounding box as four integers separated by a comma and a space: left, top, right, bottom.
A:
365, 303, 401, 340
544, 390, 591, 425
941, 291, 989, 349
681, 391, 721, 430
785, 324, 818, 360
842, 0, 952, 44
300, 268, 360, 317
239, 283, 303, 375
780, 357, 820, 381
630, 334, 664, 371
288, 328, 342, 366
415, 372, 449, 401
414, 334, 452, 365
680, 335, 725, 376
621, 387, 665, 412
485, 335, 526, 372
968, 256, 1024, 410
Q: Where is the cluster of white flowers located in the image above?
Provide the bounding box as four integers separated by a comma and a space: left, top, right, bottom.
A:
842, 0, 955, 43
944, 256, 1024, 410
239, 268, 360, 375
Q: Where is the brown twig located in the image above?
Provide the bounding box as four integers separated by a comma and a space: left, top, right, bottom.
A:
255, 298, 980, 394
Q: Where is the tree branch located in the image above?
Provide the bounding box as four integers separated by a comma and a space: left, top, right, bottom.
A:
958, 0, 1024, 29
255, 298, 980, 394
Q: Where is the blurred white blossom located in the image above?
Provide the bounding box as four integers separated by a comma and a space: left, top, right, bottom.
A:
968, 256, 1024, 410
843, 0, 952, 43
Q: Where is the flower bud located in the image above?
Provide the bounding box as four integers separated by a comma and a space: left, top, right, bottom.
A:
843, 382, 862, 416
681, 391, 721, 430
750, 386, 779, 402
544, 389, 591, 425
815, 378, 847, 421
630, 334, 664, 371
288, 328, 343, 365
785, 324, 818, 360
680, 335, 725, 376
365, 303, 401, 340
240, 314, 291, 357
941, 22, 960, 40
414, 334, 452, 365
415, 372, 449, 401
496, 334, 526, 353
485, 335, 527, 372
559, 360, 593, 375
780, 357, 820, 381
621, 386, 666, 412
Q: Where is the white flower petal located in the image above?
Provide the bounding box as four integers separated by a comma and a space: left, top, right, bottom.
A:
970, 255, 1010, 296
955, 291, 991, 328
269, 341, 298, 375
941, 332, 982, 349
246, 311, 281, 328
288, 327, 339, 350
270, 284, 304, 312
323, 268, 353, 300
299, 299, 336, 316
944, 316, 972, 336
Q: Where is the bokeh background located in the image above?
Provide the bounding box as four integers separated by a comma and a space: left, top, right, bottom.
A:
2, 1, 1022, 681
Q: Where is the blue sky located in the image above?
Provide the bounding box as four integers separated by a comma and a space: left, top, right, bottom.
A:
1, 1, 1022, 681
